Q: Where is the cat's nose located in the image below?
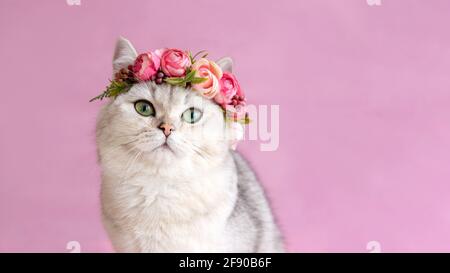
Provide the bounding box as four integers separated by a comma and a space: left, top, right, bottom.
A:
158, 122, 174, 137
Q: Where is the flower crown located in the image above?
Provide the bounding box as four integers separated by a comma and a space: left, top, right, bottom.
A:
90, 48, 249, 124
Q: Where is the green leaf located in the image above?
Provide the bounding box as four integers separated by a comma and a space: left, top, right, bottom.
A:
224, 116, 250, 124
165, 78, 190, 87
89, 80, 131, 102
192, 50, 208, 60
190, 77, 208, 84
165, 70, 198, 86
89, 92, 106, 102
184, 70, 196, 82
188, 51, 195, 64
164, 77, 185, 84
240, 117, 251, 124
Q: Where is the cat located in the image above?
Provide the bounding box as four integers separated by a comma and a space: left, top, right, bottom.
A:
96, 37, 284, 252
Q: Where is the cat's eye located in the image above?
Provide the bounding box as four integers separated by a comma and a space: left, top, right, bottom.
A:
182, 107, 203, 124
134, 100, 155, 117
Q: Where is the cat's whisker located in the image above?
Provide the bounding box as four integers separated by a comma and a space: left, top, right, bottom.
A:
113, 133, 139, 139
121, 146, 144, 179
101, 138, 141, 159
120, 138, 140, 147
177, 137, 212, 161
110, 130, 159, 150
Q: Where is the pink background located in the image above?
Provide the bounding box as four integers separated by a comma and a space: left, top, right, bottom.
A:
1, 0, 450, 252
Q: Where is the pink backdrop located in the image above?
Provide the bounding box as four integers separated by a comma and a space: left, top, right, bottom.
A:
1, 0, 450, 252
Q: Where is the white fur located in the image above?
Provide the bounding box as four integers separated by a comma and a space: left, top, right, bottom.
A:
96, 38, 283, 252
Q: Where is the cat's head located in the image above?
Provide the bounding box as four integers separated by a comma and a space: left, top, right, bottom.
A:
96, 37, 243, 174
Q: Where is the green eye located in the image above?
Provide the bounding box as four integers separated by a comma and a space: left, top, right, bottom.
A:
182, 107, 203, 124
134, 100, 155, 117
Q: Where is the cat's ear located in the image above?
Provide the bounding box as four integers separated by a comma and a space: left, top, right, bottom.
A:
112, 37, 138, 74
216, 57, 233, 73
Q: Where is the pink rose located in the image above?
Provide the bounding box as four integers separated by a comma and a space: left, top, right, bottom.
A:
191, 58, 223, 98
132, 52, 161, 81
214, 72, 241, 105
160, 48, 191, 77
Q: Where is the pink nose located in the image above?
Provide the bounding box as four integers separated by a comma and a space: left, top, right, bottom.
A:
158, 123, 174, 137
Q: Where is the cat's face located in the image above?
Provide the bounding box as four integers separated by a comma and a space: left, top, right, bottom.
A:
99, 82, 230, 166
96, 38, 241, 173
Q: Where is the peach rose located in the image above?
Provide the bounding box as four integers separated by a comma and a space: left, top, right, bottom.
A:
191, 58, 223, 98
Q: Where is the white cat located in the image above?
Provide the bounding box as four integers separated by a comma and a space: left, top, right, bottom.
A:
96, 37, 284, 252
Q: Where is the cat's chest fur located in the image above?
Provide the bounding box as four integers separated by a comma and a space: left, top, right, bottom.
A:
101, 163, 238, 252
